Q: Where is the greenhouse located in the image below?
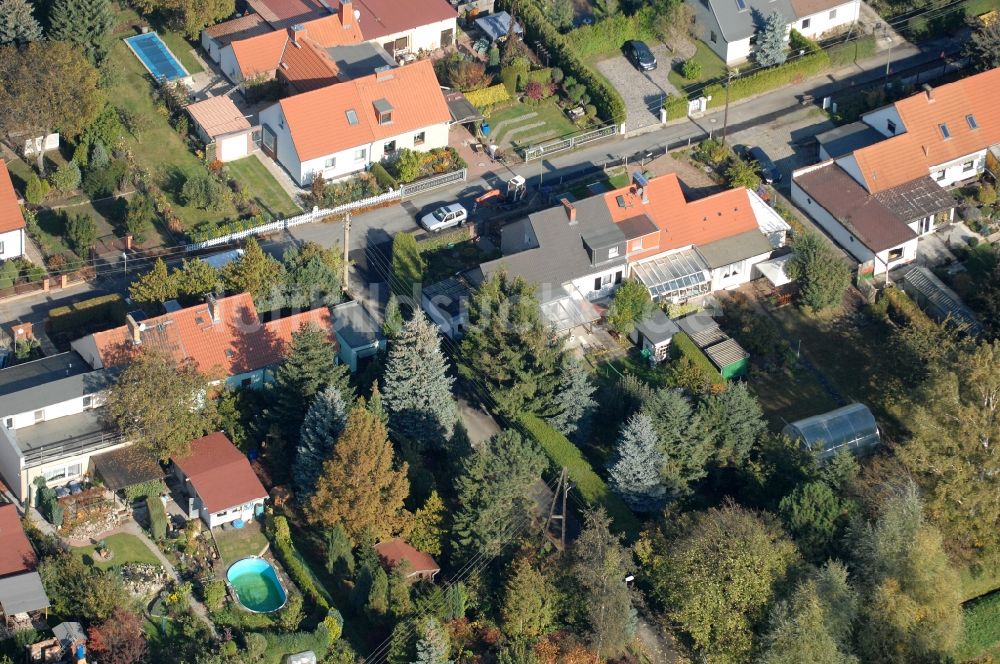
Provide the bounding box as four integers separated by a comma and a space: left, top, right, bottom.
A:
782, 403, 881, 460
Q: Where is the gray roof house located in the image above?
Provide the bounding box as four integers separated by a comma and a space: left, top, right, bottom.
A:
330, 300, 385, 373
0, 352, 125, 504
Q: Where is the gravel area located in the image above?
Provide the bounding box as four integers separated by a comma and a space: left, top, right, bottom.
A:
596, 44, 678, 131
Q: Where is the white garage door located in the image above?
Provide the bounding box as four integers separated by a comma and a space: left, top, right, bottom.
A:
218, 135, 248, 162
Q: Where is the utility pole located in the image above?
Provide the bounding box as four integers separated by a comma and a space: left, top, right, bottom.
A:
122, 251, 127, 278
544, 468, 570, 550
342, 212, 351, 294
721, 68, 737, 144
883, 37, 894, 89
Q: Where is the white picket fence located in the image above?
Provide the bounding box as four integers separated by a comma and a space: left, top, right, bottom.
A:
185, 168, 467, 251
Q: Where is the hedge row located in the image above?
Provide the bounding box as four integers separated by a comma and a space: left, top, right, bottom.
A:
671, 331, 725, 386
48, 293, 127, 334
569, 8, 658, 61
270, 515, 331, 612
704, 51, 830, 110
519, 414, 641, 539
146, 495, 167, 540
500, 0, 626, 124
465, 83, 511, 108
370, 162, 398, 190
883, 287, 935, 330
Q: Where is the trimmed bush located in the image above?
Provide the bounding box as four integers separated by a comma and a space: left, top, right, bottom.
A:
882, 287, 935, 330
48, 294, 127, 334
681, 59, 702, 80
202, 579, 226, 611
519, 414, 641, 539
525, 67, 554, 85
370, 162, 398, 190
146, 495, 167, 540
122, 479, 164, 503
671, 331, 725, 385
269, 515, 331, 612
568, 8, 658, 60
465, 83, 512, 108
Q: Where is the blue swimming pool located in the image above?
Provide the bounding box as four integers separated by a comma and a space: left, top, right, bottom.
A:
124, 32, 189, 83
226, 557, 287, 613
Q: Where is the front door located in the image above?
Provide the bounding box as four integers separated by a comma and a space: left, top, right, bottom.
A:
261, 125, 277, 160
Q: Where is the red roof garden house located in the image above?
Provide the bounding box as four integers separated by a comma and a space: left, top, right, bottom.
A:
374, 539, 440, 581
171, 432, 268, 528
0, 503, 50, 625
0, 161, 27, 261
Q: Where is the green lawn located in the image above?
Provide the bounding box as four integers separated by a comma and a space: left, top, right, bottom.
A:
226, 157, 301, 218
958, 590, 1000, 662
214, 522, 269, 565
73, 532, 162, 570
667, 40, 728, 95
107, 38, 237, 234
486, 99, 580, 147
157, 30, 205, 75
751, 362, 841, 427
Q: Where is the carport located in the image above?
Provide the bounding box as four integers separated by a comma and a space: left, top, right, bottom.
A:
0, 573, 50, 623
92, 446, 165, 505
444, 91, 484, 126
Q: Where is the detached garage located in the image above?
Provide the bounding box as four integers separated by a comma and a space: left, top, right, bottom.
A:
187, 96, 254, 163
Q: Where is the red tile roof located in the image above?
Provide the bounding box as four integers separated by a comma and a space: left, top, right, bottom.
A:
352, 0, 456, 41
280, 40, 341, 92
0, 161, 26, 235
85, 293, 336, 376
171, 432, 268, 513
230, 29, 288, 79
229, 14, 361, 81
277, 59, 450, 162
850, 68, 1000, 193
204, 13, 271, 44
186, 96, 252, 138
0, 504, 36, 578
374, 539, 439, 575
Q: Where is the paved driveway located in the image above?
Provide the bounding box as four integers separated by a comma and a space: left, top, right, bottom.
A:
596, 44, 677, 132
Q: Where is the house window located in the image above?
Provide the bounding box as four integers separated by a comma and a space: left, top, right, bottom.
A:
0, 241, 4, 255
379, 111, 392, 125
241, 377, 252, 388
608, 246, 620, 258
384, 140, 396, 154
888, 247, 904, 261
632, 238, 643, 251
939, 123, 951, 139
414, 131, 425, 146
262, 127, 276, 152
82, 396, 92, 410
324, 157, 336, 169
963, 160, 975, 172
4, 417, 11, 429
710, 31, 717, 43
935, 170, 946, 181
801, 17, 811, 28
346, 109, 359, 125
615, 271, 623, 284
355, 148, 367, 161
829, 8, 837, 17
34, 409, 44, 423
43, 463, 82, 483
601, 274, 614, 286
887, 119, 896, 134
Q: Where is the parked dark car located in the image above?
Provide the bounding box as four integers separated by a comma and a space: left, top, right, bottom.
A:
624, 40, 657, 71
745, 146, 782, 184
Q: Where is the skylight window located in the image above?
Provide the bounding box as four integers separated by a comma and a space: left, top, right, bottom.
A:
938, 123, 951, 139
967, 114, 979, 130
346, 109, 358, 125
736, 0, 747, 10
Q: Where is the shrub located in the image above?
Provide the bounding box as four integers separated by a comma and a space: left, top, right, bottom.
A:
670, 331, 725, 386
146, 495, 167, 540
664, 93, 688, 120
125, 193, 155, 245
48, 294, 127, 333
386, 149, 425, 183
524, 80, 545, 102
568, 8, 658, 60
65, 213, 97, 255
51, 161, 82, 193
122, 479, 164, 503
500, 65, 519, 95
465, 84, 511, 108
448, 59, 492, 91
526, 67, 553, 85
269, 516, 331, 612
25, 173, 49, 204
181, 174, 225, 210
550, 67, 564, 83
681, 59, 702, 80
519, 414, 641, 539
82, 159, 127, 198
370, 162, 398, 190
203, 579, 226, 611
978, 184, 997, 206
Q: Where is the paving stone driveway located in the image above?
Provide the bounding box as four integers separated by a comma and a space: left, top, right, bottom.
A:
596, 44, 678, 131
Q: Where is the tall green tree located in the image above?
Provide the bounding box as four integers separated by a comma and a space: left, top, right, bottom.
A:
757, 562, 859, 664
607, 413, 666, 512
381, 310, 457, 448
409, 490, 446, 557
176, 258, 220, 299
383, 293, 403, 339
755, 10, 787, 67
0, 0, 42, 44
106, 349, 219, 460
546, 356, 597, 440
222, 237, 284, 309
572, 509, 635, 660
779, 480, 850, 562
272, 322, 349, 445
726, 155, 763, 190
542, 0, 572, 29
414, 617, 451, 664
48, 0, 113, 61
640, 388, 712, 496
124, 192, 154, 244
459, 271, 564, 418
65, 212, 96, 255
965, 20, 1000, 72
451, 430, 545, 562
391, 232, 424, 304
699, 382, 767, 466
282, 241, 343, 309
649, 504, 799, 663
293, 385, 348, 501
324, 524, 354, 578
605, 279, 653, 336
786, 232, 851, 312
128, 257, 178, 308
501, 556, 555, 639
848, 483, 962, 663
38, 553, 130, 622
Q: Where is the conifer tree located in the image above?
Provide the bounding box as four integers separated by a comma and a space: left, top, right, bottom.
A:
501, 557, 555, 639
414, 617, 451, 664
222, 237, 284, 310
409, 490, 446, 556
128, 257, 178, 308
0, 0, 42, 44
367, 382, 388, 425
383, 294, 403, 339
381, 310, 457, 448
293, 385, 348, 501
755, 10, 787, 67
607, 413, 666, 512
640, 388, 712, 496
699, 382, 767, 466
324, 524, 354, 578
48, 0, 112, 61
546, 356, 597, 440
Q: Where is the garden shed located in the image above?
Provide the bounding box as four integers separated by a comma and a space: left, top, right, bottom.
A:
900, 266, 982, 336
782, 403, 881, 460
330, 300, 385, 373
629, 308, 679, 363
474, 11, 522, 42
186, 96, 253, 163
676, 312, 749, 379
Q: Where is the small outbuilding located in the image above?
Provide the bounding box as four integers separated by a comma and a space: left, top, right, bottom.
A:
330, 301, 385, 373
374, 539, 440, 582
186, 96, 254, 163
629, 308, 679, 363
900, 266, 982, 336
676, 312, 749, 379
782, 403, 881, 460
474, 11, 523, 42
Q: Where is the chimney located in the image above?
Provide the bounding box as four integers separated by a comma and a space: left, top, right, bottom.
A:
126, 314, 142, 345
290, 23, 304, 46
561, 198, 576, 223
922, 83, 933, 101
632, 171, 650, 204
207, 294, 221, 324
340, 0, 353, 29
